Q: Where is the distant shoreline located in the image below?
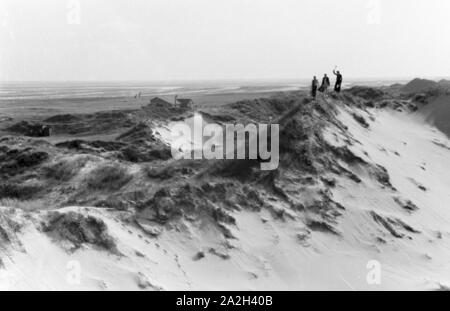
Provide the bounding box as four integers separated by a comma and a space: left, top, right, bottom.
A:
0, 78, 413, 102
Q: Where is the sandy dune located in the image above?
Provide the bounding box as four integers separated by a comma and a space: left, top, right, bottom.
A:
416, 95, 450, 137
1, 83, 450, 290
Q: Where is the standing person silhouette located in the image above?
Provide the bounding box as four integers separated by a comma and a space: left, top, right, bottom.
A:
333, 66, 343, 92
319, 74, 330, 94
311, 76, 319, 98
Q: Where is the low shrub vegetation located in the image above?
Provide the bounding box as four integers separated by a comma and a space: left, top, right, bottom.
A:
85, 163, 132, 191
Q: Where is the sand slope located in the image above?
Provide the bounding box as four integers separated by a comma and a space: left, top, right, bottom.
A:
416, 95, 450, 137
1, 92, 450, 290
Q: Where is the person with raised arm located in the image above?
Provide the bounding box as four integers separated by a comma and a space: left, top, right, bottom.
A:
333, 66, 343, 92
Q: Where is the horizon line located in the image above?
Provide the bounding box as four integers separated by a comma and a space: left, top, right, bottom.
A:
1, 76, 449, 84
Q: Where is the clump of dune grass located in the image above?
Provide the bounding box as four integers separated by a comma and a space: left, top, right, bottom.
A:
43, 156, 90, 182
0, 183, 42, 200
43, 211, 119, 253
85, 163, 132, 191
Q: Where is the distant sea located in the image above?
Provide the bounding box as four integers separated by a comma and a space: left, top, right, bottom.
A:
0, 79, 410, 101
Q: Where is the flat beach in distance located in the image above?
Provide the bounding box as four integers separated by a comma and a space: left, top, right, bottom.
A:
0, 78, 409, 118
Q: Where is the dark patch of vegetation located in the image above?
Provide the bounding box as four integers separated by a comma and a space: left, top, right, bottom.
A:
344, 86, 386, 101
352, 113, 370, 128
116, 123, 172, 163
0, 210, 22, 244
43, 211, 118, 253
393, 197, 419, 212
6, 121, 51, 137
47, 110, 137, 136
56, 140, 126, 152
0, 183, 41, 200
373, 165, 396, 190
0, 146, 49, 176
120, 146, 171, 163
306, 219, 340, 235
44, 114, 81, 123
199, 111, 236, 123
144, 164, 193, 180
85, 164, 132, 191
371, 211, 404, 238
43, 157, 88, 181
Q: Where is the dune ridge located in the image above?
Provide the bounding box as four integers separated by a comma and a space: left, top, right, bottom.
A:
0, 81, 450, 290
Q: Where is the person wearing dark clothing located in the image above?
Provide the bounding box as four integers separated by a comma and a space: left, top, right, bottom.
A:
311, 76, 319, 98
319, 74, 330, 93
333, 68, 343, 92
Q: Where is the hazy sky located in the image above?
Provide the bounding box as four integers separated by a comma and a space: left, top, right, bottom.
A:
1, 0, 449, 81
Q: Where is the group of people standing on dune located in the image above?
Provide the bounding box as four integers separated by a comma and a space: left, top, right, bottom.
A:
311, 67, 343, 98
